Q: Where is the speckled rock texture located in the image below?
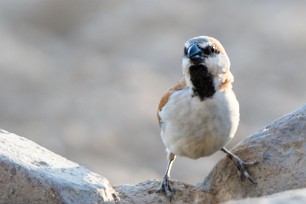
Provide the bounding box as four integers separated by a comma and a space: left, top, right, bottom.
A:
0, 105, 305, 203
114, 105, 305, 203
114, 179, 214, 204
0, 129, 118, 204
200, 104, 306, 203
224, 188, 306, 204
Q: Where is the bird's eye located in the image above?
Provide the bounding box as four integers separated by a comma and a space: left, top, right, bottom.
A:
202, 45, 216, 56
210, 46, 216, 53
184, 47, 188, 56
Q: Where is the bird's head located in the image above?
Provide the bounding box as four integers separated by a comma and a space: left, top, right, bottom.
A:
182, 36, 233, 93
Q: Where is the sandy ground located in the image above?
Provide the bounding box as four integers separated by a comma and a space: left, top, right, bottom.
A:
0, 1, 305, 185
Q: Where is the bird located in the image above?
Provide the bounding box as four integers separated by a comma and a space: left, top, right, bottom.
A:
156, 36, 257, 200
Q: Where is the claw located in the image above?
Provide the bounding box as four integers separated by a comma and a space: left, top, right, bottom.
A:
156, 176, 175, 201
244, 161, 259, 167
221, 147, 258, 184
233, 155, 258, 184
156, 152, 176, 201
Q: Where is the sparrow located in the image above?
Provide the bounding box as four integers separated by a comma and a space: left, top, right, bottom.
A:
156, 36, 257, 200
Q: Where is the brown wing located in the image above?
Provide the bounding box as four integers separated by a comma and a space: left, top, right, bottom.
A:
157, 77, 187, 125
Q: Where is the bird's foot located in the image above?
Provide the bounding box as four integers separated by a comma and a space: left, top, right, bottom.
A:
156, 176, 175, 201
222, 148, 258, 184
229, 154, 258, 184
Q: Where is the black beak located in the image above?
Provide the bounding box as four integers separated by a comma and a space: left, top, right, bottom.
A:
187, 44, 204, 63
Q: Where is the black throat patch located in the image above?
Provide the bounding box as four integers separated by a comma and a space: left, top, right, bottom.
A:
189, 65, 215, 101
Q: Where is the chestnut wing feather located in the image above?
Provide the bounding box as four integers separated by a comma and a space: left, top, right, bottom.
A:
157, 78, 187, 125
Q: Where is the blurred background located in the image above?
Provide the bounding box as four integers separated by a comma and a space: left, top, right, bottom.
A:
0, 0, 305, 186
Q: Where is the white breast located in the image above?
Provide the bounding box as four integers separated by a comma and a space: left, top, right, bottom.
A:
159, 88, 239, 159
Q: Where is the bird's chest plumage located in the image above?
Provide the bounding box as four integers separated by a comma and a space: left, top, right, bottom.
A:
159, 88, 239, 159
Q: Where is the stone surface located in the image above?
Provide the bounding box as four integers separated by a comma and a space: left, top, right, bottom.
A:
0, 104, 305, 203
0, 129, 118, 204
114, 105, 306, 203
224, 188, 306, 204
114, 179, 214, 204
200, 104, 306, 203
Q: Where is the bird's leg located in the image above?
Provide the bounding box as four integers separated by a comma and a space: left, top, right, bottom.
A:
221, 147, 258, 184
156, 152, 176, 201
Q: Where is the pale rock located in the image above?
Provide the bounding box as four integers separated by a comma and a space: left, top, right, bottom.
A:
114, 105, 306, 203
0, 129, 118, 204
200, 104, 306, 203
0, 104, 305, 203
224, 188, 306, 204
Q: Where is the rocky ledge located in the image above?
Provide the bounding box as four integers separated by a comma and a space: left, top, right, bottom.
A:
0, 104, 305, 203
